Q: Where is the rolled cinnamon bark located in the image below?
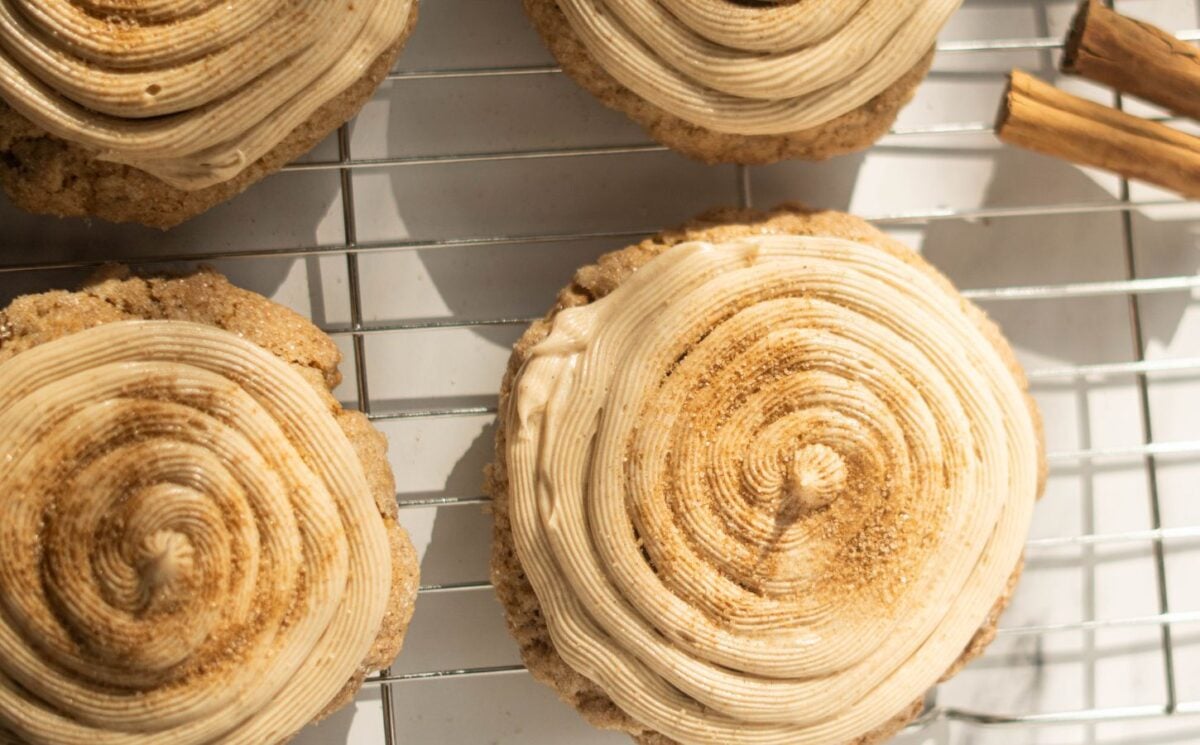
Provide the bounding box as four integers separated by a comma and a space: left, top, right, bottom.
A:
1062, 0, 1200, 121
996, 70, 1200, 198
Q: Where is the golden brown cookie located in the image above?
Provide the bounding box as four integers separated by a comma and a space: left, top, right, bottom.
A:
523, 0, 934, 164
0, 8, 418, 229
487, 204, 1047, 744
0, 267, 419, 744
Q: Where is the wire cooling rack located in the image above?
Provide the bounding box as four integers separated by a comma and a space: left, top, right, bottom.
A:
2, 1, 1200, 743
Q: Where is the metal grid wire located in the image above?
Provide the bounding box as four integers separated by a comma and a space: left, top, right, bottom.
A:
2, 3, 1200, 742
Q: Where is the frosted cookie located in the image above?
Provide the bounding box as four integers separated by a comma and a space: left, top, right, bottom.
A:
522, 0, 958, 163
487, 205, 1046, 744
0, 1, 419, 227
0, 267, 419, 744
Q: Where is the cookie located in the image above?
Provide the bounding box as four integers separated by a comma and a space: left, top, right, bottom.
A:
0, 2, 419, 228
487, 204, 1046, 744
0, 267, 419, 744
523, 0, 947, 163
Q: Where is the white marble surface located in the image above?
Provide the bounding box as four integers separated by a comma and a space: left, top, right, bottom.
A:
2, 1, 1200, 743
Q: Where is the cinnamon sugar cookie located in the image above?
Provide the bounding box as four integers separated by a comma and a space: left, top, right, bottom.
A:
0, 2, 419, 228
487, 205, 1046, 744
0, 267, 419, 744
523, 0, 949, 163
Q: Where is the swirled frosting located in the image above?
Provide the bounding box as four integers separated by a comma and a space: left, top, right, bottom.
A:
505, 236, 1040, 744
0, 0, 414, 189
0, 320, 394, 744
555, 0, 961, 134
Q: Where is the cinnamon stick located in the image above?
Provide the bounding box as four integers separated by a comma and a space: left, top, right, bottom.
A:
1062, 0, 1200, 121
996, 70, 1200, 198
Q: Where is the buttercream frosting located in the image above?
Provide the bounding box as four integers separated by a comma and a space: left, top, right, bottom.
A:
0, 320, 393, 744
555, 0, 961, 134
505, 236, 1040, 744
0, 0, 414, 189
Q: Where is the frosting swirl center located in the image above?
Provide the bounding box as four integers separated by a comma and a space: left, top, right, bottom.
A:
786, 444, 846, 514
137, 528, 195, 604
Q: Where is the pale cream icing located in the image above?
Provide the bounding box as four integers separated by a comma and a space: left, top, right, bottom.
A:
555, 0, 961, 134
0, 321, 393, 745
505, 236, 1040, 744
0, 0, 415, 189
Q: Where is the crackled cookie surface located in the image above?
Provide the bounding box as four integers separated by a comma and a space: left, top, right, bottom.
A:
489, 207, 1045, 745
524, 0, 953, 162
0, 269, 419, 745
